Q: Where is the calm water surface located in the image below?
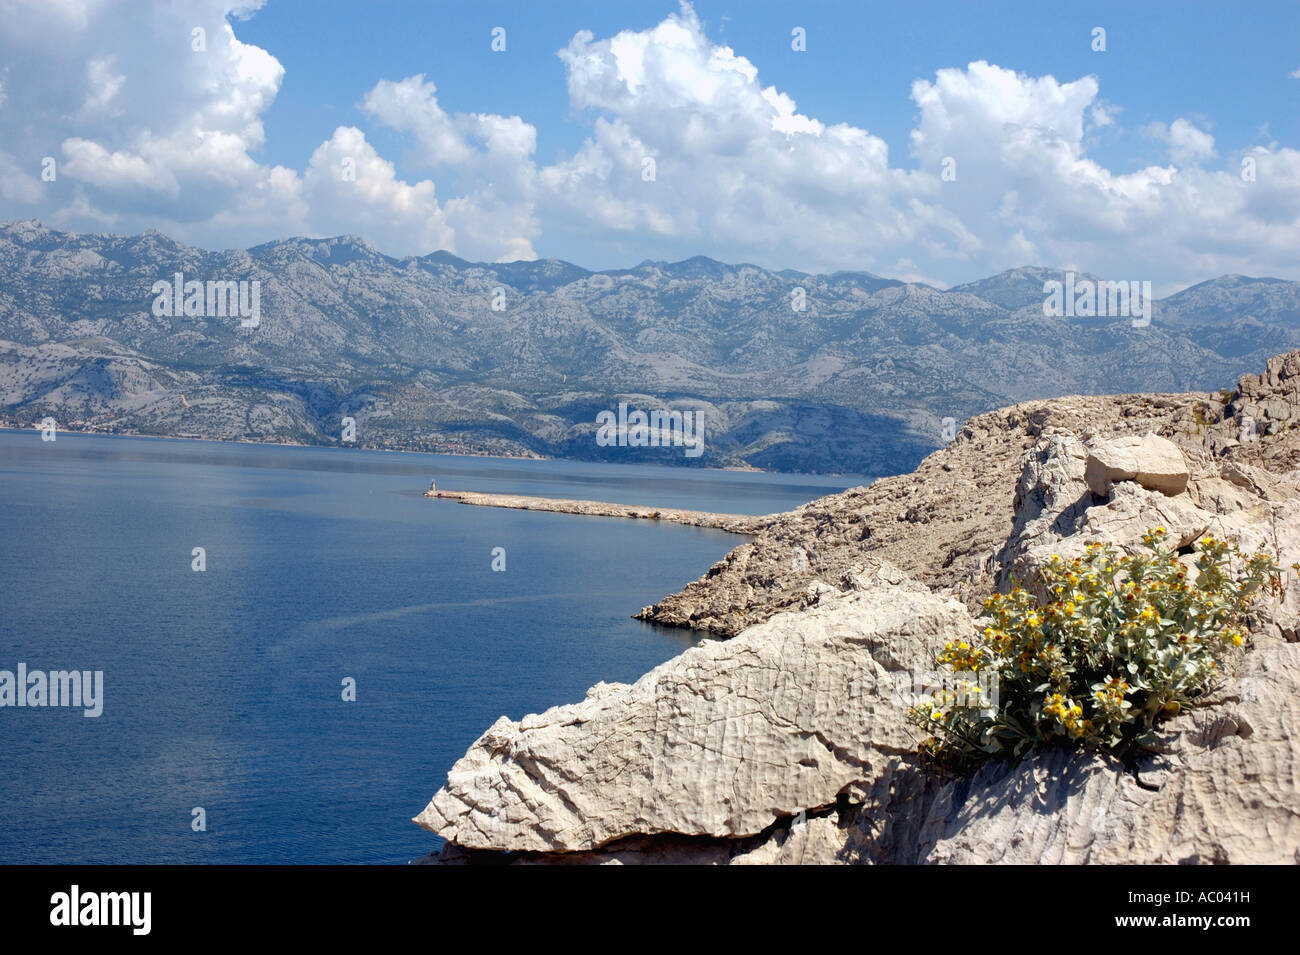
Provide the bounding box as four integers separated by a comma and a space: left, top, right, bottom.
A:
0, 430, 861, 863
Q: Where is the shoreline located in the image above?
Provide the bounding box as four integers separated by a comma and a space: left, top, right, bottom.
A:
425, 488, 778, 535
0, 423, 546, 464
0, 425, 861, 479
0, 424, 878, 480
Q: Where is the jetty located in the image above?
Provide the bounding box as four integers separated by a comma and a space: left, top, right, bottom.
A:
424, 484, 776, 535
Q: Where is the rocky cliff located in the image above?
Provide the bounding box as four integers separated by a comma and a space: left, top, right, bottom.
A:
415, 352, 1300, 864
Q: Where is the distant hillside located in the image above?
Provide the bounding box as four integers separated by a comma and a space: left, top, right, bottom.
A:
1, 220, 1298, 474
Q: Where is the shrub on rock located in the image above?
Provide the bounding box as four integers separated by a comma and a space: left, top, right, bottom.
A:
913, 528, 1281, 772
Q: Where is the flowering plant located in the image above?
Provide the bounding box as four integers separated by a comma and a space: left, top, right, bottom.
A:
911, 529, 1280, 772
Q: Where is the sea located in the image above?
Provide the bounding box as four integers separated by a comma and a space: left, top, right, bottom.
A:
0, 429, 861, 863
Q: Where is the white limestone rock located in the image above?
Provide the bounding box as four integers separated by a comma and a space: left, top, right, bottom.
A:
1085, 432, 1191, 497
415, 572, 973, 852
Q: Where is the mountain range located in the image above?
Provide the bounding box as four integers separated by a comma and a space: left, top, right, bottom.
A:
2, 219, 1298, 475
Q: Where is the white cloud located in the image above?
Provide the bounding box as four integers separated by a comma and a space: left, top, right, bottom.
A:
0, 0, 296, 235
300, 126, 452, 255
0, 149, 42, 204
0, 0, 108, 32
529, 9, 1300, 284
0, 0, 543, 260
61, 138, 178, 195
0, 0, 1297, 288
79, 57, 124, 117
1143, 118, 1216, 166
361, 75, 539, 261
1088, 100, 1119, 129
537, 4, 912, 271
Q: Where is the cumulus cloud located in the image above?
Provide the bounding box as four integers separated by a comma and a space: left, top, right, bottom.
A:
522, 7, 1300, 283
538, 5, 916, 269
1088, 101, 1119, 129
78, 57, 125, 118
361, 75, 540, 261
1143, 118, 1217, 166
299, 126, 452, 254
0, 0, 301, 236
0, 150, 42, 204
0, 0, 1296, 288
0, 0, 542, 259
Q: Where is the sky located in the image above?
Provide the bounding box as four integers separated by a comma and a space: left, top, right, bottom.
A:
0, 0, 1297, 291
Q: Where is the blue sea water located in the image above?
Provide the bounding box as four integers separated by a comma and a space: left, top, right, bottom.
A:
0, 430, 859, 864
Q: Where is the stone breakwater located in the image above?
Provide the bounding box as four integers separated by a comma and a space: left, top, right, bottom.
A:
424, 488, 776, 535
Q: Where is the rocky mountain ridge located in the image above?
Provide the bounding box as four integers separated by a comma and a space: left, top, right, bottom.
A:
3, 220, 1299, 475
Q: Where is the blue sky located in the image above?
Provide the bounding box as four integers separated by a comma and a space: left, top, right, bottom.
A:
238, 1, 1297, 177
1, 0, 1297, 290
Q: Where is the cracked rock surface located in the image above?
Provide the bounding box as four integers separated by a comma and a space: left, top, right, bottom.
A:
415, 565, 969, 852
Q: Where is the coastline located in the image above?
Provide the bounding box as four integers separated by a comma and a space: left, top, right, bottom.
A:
0, 423, 547, 464
0, 423, 871, 480
1, 425, 882, 478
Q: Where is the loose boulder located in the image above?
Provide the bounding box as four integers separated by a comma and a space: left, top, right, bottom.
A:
1084, 432, 1190, 497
